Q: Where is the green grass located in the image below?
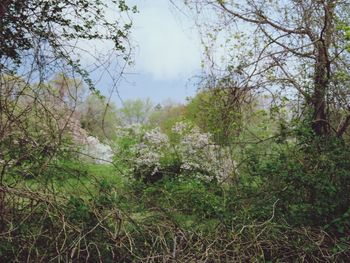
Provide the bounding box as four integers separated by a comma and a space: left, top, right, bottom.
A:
5, 161, 125, 198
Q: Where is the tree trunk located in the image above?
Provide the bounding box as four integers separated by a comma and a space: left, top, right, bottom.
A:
311, 1, 334, 136
311, 44, 330, 136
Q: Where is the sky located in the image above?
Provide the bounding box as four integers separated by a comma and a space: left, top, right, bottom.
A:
107, 0, 203, 105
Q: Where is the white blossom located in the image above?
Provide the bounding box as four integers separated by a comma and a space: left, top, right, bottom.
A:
143, 128, 169, 145
114, 121, 236, 182
82, 136, 114, 164
172, 121, 189, 134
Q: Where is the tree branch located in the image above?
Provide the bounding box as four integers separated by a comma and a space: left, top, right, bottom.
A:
217, 2, 309, 35
0, 0, 10, 19
336, 112, 350, 137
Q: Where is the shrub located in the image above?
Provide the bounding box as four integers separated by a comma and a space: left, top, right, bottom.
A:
243, 135, 350, 227
113, 122, 237, 183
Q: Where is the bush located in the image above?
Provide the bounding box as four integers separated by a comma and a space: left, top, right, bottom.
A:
113, 122, 237, 183
243, 134, 350, 227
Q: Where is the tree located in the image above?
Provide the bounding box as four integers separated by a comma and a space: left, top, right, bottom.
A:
186, 87, 251, 144
80, 93, 120, 141
0, 0, 135, 220
118, 98, 154, 126
149, 100, 186, 132
0, 0, 134, 66
0, 0, 135, 158
183, 0, 350, 137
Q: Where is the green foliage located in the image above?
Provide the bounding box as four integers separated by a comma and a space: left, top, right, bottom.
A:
67, 196, 93, 225
118, 98, 154, 126
2, 0, 350, 259
243, 133, 350, 227
141, 178, 226, 222
0, 0, 135, 64
112, 126, 142, 173
186, 89, 243, 145
80, 93, 120, 141
148, 101, 186, 132
340, 24, 350, 52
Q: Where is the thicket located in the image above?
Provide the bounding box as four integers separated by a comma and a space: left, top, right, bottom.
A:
1, 0, 350, 262
1, 88, 350, 261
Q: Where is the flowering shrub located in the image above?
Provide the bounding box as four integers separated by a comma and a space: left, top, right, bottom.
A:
112, 124, 145, 172
80, 136, 114, 164
113, 122, 236, 183
172, 122, 236, 182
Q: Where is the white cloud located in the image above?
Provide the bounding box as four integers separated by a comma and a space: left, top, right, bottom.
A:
132, 1, 201, 80
71, 0, 202, 102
